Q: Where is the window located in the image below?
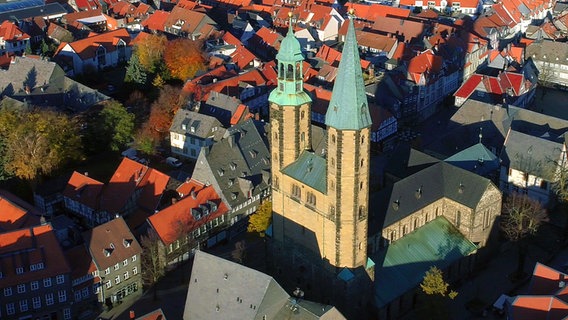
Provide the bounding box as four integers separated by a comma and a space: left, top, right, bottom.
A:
44, 278, 51, 287
19, 299, 28, 312
115, 275, 121, 284
45, 293, 54, 306
56, 274, 65, 284
58, 290, 67, 302
106, 281, 112, 289
75, 291, 81, 302
131, 255, 137, 262
133, 267, 138, 275
306, 192, 316, 206
124, 271, 129, 280
16, 267, 23, 274
123, 259, 128, 267
4, 287, 12, 296
64, 308, 71, 320
105, 268, 110, 275
540, 180, 548, 190
31, 281, 39, 291
82, 287, 89, 298
456, 211, 461, 228
6, 303, 15, 315
32, 297, 41, 309
114, 263, 119, 271
17, 284, 25, 293
358, 206, 366, 220
291, 184, 301, 199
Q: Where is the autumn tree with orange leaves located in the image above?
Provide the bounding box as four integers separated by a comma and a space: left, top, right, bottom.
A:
135, 34, 167, 73
147, 85, 186, 135
164, 39, 205, 81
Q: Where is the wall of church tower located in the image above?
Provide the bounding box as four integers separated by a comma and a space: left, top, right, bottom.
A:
327, 127, 370, 268
269, 102, 311, 173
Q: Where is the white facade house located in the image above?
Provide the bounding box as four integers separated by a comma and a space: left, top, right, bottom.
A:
54, 29, 132, 76
170, 110, 225, 160
500, 129, 567, 205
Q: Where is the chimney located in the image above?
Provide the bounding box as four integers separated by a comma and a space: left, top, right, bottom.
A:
172, 198, 178, 205
129, 310, 135, 320
191, 190, 197, 199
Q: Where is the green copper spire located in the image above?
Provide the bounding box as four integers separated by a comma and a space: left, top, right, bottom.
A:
268, 12, 311, 107
325, 12, 372, 130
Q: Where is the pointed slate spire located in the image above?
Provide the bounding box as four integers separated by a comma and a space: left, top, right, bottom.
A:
325, 10, 372, 130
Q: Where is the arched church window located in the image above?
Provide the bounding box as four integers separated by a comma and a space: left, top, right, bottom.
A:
361, 135, 365, 144
301, 132, 305, 143
287, 64, 294, 79
360, 159, 364, 168
296, 62, 301, 78
331, 134, 336, 144
279, 63, 284, 79
301, 111, 305, 120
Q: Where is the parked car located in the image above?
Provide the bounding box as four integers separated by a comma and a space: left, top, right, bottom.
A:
166, 157, 182, 168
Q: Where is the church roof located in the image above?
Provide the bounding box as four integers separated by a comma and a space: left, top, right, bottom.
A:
373, 216, 477, 308
276, 14, 303, 63
282, 151, 327, 193
325, 14, 372, 130
445, 142, 499, 176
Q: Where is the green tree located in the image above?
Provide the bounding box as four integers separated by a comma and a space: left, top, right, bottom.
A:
500, 192, 547, 278
125, 54, 148, 88
134, 124, 158, 155
247, 201, 272, 236
0, 106, 82, 184
83, 101, 134, 154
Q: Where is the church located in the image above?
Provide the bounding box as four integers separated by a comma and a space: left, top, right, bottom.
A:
269, 10, 374, 317
268, 10, 501, 319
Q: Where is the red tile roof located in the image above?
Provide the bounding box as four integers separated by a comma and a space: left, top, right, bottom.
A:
0, 192, 40, 232
407, 49, 442, 83
304, 83, 332, 115
141, 10, 169, 32
0, 224, 71, 287
371, 16, 426, 43
136, 308, 167, 320
100, 158, 168, 215
60, 28, 131, 60
83, 216, 142, 270
222, 32, 257, 69
0, 21, 30, 42
346, 3, 410, 20
63, 171, 104, 210
148, 180, 228, 245
454, 74, 482, 98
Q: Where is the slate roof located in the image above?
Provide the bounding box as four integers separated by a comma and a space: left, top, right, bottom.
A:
201, 91, 243, 127
373, 216, 477, 308
184, 250, 345, 320
377, 161, 494, 228
191, 119, 270, 209
0, 3, 66, 22
526, 39, 568, 64
82, 216, 141, 271
282, 151, 327, 193
170, 109, 224, 140
383, 144, 440, 182
501, 129, 564, 180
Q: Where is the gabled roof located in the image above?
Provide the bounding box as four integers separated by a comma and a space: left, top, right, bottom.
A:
170, 109, 224, 139
63, 171, 104, 210
445, 142, 500, 176
0, 191, 40, 232
373, 216, 477, 308
0, 20, 30, 42
191, 120, 271, 208
136, 309, 168, 320
371, 16, 426, 43
164, 6, 217, 38
147, 180, 228, 245
141, 10, 169, 32
64, 244, 97, 283
99, 158, 169, 215
347, 3, 410, 20
82, 216, 141, 270
407, 49, 443, 83
283, 151, 327, 193
380, 161, 495, 227
57, 28, 131, 61
0, 224, 71, 287
184, 251, 346, 319
454, 74, 483, 98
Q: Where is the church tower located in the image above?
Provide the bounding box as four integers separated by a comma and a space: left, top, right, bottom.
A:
325, 12, 372, 268
268, 12, 312, 175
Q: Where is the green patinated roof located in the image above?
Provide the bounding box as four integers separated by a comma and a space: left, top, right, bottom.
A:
373, 216, 477, 308
268, 90, 312, 107
445, 142, 499, 176
325, 15, 372, 130
282, 151, 327, 193
276, 20, 304, 63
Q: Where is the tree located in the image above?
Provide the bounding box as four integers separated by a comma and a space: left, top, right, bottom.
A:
147, 85, 184, 135
125, 54, 148, 88
0, 106, 82, 184
164, 39, 205, 81
421, 266, 457, 298
500, 192, 547, 278
140, 229, 165, 301
125, 90, 150, 126
83, 101, 135, 154
418, 266, 457, 320
135, 34, 167, 73
134, 124, 159, 155
247, 200, 272, 236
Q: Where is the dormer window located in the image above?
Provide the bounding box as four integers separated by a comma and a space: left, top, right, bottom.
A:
123, 239, 132, 248
230, 163, 237, 171
104, 248, 113, 257
208, 200, 218, 212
